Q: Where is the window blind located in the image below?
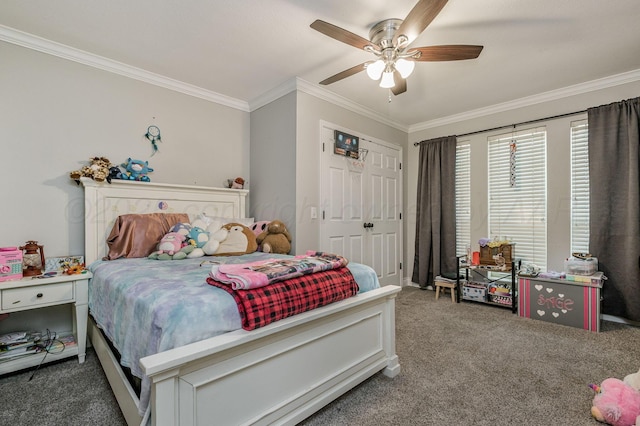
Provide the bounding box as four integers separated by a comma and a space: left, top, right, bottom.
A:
488, 127, 547, 270
456, 141, 471, 257
570, 119, 589, 253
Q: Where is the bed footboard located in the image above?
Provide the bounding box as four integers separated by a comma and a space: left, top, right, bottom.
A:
141, 285, 400, 426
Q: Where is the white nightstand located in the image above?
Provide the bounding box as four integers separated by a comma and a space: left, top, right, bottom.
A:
0, 272, 91, 375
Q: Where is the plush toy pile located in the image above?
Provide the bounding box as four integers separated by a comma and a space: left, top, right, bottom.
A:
589, 368, 640, 426
70, 157, 153, 183
70, 156, 113, 183
148, 215, 257, 260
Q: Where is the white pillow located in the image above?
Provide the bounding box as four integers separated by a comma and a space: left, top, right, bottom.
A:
198, 213, 254, 227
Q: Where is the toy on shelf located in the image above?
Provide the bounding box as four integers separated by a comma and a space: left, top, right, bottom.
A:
69, 156, 112, 184
120, 158, 153, 182
227, 177, 245, 189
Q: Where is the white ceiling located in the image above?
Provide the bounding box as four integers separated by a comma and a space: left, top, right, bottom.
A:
2, 0, 640, 130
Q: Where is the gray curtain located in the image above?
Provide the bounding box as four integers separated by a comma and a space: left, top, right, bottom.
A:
412, 136, 458, 289
588, 97, 640, 321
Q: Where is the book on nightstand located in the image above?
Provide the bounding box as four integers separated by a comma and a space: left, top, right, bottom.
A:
57, 334, 77, 347
0, 331, 44, 360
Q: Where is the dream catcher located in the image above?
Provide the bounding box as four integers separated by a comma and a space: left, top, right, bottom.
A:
145, 125, 162, 156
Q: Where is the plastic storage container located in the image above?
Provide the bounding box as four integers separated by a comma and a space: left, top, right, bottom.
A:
564, 256, 598, 276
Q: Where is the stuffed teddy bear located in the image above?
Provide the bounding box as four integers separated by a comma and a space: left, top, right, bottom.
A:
256, 220, 291, 254
121, 158, 153, 182
589, 378, 640, 426
70, 156, 112, 183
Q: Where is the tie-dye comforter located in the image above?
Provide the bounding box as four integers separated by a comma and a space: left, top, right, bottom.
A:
87, 252, 379, 417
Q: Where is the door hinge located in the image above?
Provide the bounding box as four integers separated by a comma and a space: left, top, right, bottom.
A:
400, 262, 402, 270
322, 210, 325, 220
322, 142, 325, 152
399, 212, 402, 220
400, 162, 402, 170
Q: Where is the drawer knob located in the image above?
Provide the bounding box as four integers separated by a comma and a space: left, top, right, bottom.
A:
36, 293, 43, 298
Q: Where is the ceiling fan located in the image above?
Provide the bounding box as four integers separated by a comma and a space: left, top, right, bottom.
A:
310, 0, 483, 95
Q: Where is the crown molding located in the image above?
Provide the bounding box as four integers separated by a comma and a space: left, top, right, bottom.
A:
249, 77, 408, 132
408, 68, 640, 133
0, 25, 250, 112
295, 79, 408, 132
248, 78, 298, 111
5, 24, 638, 134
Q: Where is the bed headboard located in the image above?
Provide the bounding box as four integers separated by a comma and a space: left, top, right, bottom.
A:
81, 177, 248, 264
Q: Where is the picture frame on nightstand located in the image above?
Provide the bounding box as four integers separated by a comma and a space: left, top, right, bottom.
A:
44, 255, 84, 274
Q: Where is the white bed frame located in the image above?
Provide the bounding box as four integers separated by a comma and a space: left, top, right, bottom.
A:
81, 177, 401, 426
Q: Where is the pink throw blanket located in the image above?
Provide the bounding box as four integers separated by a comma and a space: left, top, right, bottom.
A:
209, 251, 348, 289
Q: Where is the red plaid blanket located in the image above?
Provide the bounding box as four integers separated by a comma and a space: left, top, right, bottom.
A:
207, 267, 359, 331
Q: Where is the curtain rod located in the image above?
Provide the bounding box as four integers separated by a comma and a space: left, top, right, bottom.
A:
413, 108, 587, 146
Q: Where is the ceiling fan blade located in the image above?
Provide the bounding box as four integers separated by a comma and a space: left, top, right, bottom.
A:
310, 20, 376, 51
411, 45, 483, 61
396, 0, 449, 44
319, 63, 367, 85
391, 71, 407, 96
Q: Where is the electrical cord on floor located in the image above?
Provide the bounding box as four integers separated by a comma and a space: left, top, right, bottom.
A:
28, 329, 65, 381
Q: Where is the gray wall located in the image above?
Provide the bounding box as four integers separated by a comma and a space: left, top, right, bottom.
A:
407, 80, 640, 276
1, 42, 250, 259
249, 92, 297, 249
249, 90, 407, 255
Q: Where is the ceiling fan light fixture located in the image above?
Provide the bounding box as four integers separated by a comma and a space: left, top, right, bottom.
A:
395, 58, 415, 78
379, 70, 395, 88
366, 59, 385, 80
311, 1, 484, 96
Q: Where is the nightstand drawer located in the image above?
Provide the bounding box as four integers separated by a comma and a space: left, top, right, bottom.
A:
1, 282, 74, 310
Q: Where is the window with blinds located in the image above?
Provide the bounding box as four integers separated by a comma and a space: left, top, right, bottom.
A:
456, 141, 471, 257
570, 120, 589, 253
488, 127, 547, 270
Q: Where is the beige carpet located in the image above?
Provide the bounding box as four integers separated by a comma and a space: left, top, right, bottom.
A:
1, 285, 639, 425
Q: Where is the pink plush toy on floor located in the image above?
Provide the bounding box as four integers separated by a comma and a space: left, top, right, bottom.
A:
589, 378, 640, 426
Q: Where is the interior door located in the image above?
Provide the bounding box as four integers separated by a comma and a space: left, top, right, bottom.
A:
319, 123, 403, 286
365, 141, 402, 286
